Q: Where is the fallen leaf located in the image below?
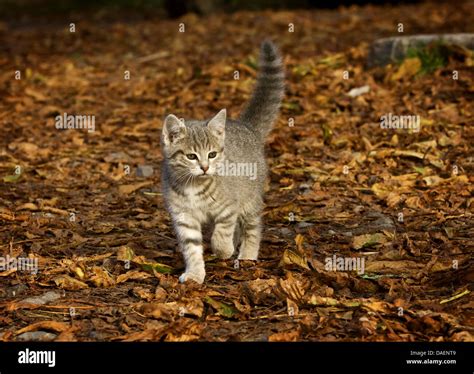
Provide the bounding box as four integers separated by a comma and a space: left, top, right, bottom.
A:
118, 181, 153, 195
362, 300, 392, 313
286, 298, 299, 316
295, 234, 305, 253
117, 245, 135, 261
132, 287, 154, 301
243, 278, 278, 305
352, 233, 388, 249
268, 329, 300, 342
279, 249, 311, 270
391, 57, 421, 81
116, 270, 152, 284
365, 260, 423, 274
90, 266, 115, 287
140, 300, 204, 320
140, 261, 174, 275
204, 296, 237, 318
307, 295, 339, 306
15, 321, 70, 335
117, 246, 174, 274
165, 333, 200, 342
3, 174, 21, 183
0, 268, 17, 277
276, 273, 307, 303
54, 275, 88, 290
16, 203, 38, 210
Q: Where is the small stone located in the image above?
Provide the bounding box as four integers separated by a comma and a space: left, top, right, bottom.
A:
368, 176, 378, 186
17, 331, 57, 341
21, 291, 62, 305
347, 85, 370, 98
6, 283, 29, 297
299, 183, 311, 190
104, 151, 131, 163
136, 165, 154, 178
368, 33, 474, 67
275, 227, 292, 237
297, 222, 314, 229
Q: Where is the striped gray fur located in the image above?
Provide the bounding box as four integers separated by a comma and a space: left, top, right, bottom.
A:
161, 41, 284, 284
239, 41, 285, 140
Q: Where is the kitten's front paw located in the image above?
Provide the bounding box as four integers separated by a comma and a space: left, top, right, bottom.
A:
238, 244, 259, 260
238, 253, 258, 261
179, 270, 205, 284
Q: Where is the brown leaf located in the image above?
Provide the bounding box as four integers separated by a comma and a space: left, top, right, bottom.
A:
307, 295, 339, 306
268, 329, 300, 342
386, 191, 402, 207
279, 249, 311, 270
362, 299, 392, 314
117, 245, 135, 261
352, 233, 388, 249
89, 266, 115, 287
391, 57, 421, 81
54, 275, 88, 290
16, 203, 39, 211
15, 321, 70, 335
243, 278, 277, 305
365, 260, 424, 274
132, 287, 154, 301
165, 333, 200, 342
286, 298, 299, 316
118, 181, 153, 195
116, 270, 152, 284
139, 300, 204, 320
276, 273, 307, 303
0, 268, 17, 277
295, 233, 305, 253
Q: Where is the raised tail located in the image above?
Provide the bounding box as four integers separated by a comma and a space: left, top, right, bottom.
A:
239, 40, 284, 139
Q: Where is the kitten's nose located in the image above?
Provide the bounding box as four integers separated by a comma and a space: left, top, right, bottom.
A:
201, 165, 209, 173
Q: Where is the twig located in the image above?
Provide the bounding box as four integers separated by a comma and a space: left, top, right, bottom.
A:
440, 290, 470, 304
136, 51, 170, 64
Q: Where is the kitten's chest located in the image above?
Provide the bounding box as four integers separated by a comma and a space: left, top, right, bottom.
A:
183, 183, 219, 206
180, 185, 218, 222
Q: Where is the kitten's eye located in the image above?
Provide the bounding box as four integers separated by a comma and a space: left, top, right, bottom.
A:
208, 152, 217, 159
186, 154, 198, 160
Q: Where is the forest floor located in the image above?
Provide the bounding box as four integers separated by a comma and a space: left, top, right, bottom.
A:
0, 1, 473, 341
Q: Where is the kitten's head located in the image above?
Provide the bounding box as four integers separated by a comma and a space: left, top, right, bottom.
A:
161, 109, 226, 178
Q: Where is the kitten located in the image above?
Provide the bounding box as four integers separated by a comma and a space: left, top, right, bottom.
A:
161, 41, 284, 283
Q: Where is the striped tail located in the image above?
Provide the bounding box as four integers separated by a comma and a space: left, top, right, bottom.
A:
239, 40, 285, 140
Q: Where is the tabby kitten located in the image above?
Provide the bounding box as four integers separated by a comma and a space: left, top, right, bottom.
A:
161, 41, 284, 283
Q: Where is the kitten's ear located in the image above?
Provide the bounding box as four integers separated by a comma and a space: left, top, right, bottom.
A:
162, 114, 186, 146
207, 109, 226, 138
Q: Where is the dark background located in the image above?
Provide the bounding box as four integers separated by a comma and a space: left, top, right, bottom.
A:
1, 0, 428, 19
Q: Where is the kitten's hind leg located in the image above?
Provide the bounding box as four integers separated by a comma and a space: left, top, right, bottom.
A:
211, 209, 237, 259
238, 214, 261, 260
